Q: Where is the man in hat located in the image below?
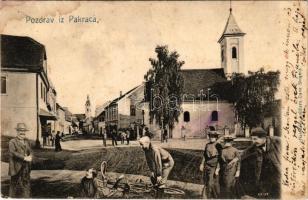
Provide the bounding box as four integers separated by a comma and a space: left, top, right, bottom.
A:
239, 127, 281, 199
9, 123, 33, 198
218, 135, 240, 198
139, 136, 174, 192
199, 131, 223, 199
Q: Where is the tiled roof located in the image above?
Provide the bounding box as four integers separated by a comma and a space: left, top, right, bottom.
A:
180, 68, 229, 101
1, 34, 46, 71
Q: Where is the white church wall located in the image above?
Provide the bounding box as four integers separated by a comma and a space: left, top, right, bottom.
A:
142, 101, 235, 139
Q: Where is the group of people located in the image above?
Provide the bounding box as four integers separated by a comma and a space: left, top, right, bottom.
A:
42, 130, 63, 152
200, 127, 281, 199
8, 122, 280, 199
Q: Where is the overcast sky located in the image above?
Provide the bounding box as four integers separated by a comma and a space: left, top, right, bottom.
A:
1, 1, 295, 114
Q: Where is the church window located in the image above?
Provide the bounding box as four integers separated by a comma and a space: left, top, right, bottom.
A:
221, 49, 224, 62
184, 111, 190, 122
211, 111, 218, 121
232, 47, 237, 59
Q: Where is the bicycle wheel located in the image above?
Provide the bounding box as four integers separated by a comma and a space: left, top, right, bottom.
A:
163, 187, 185, 195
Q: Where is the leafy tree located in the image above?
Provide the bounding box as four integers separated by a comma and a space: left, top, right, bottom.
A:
144, 45, 184, 138
229, 68, 280, 129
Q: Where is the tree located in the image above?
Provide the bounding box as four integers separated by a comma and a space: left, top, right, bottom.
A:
228, 68, 280, 129
144, 45, 184, 138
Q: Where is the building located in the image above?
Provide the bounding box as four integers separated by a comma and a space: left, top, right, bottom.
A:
94, 101, 110, 135
218, 8, 246, 76
84, 95, 94, 133
105, 84, 145, 139
142, 9, 246, 139
1, 34, 57, 146
55, 103, 66, 134
63, 107, 73, 134
143, 69, 236, 138
72, 113, 86, 133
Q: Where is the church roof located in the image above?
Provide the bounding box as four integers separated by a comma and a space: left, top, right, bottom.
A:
218, 10, 245, 43
180, 68, 230, 101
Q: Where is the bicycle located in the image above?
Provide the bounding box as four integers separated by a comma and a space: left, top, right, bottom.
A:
129, 180, 185, 198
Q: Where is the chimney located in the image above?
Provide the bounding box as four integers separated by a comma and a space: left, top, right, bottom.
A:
120, 91, 123, 96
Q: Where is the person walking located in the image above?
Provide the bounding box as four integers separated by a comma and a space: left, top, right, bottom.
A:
120, 130, 126, 144
55, 131, 62, 152
199, 131, 223, 199
9, 123, 33, 198
102, 129, 107, 147
111, 129, 118, 146
126, 129, 130, 145
218, 135, 240, 198
163, 128, 168, 143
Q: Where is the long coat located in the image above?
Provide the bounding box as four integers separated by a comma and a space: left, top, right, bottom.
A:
238, 136, 281, 199
9, 138, 32, 176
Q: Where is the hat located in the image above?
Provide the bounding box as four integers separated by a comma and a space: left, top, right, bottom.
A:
208, 131, 220, 137
251, 127, 267, 138
224, 135, 235, 141
15, 123, 29, 131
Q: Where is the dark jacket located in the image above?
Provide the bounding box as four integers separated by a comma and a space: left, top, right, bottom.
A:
239, 136, 281, 198
9, 138, 32, 176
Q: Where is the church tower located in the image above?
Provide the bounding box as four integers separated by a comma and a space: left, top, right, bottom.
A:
85, 95, 92, 118
218, 7, 246, 76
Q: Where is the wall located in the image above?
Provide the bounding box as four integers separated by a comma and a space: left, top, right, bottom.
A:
1, 72, 37, 141
142, 101, 235, 139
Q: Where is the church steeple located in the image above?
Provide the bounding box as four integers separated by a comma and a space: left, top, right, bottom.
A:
85, 95, 92, 118
218, 5, 246, 76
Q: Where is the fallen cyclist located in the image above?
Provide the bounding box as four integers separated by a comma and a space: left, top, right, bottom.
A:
139, 136, 174, 196
80, 164, 129, 198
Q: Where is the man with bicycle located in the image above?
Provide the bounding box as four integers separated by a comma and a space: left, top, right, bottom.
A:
139, 136, 174, 189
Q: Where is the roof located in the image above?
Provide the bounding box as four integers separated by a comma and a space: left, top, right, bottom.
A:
180, 68, 229, 101
73, 114, 86, 121
1, 34, 46, 71
218, 10, 245, 43
105, 86, 139, 108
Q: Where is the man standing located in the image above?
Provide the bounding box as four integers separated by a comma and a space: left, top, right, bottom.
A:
218, 135, 240, 198
9, 123, 33, 198
240, 127, 281, 199
139, 136, 174, 191
199, 131, 223, 199
111, 129, 118, 146
102, 128, 107, 147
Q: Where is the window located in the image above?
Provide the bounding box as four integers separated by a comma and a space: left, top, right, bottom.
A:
41, 83, 43, 99
184, 111, 190, 122
130, 105, 136, 116
221, 49, 224, 62
232, 47, 237, 59
1, 76, 7, 94
211, 111, 218, 121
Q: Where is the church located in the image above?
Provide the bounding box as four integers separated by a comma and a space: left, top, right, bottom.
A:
143, 8, 246, 138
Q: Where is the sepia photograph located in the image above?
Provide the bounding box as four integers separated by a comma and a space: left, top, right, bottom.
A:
0, 1, 307, 199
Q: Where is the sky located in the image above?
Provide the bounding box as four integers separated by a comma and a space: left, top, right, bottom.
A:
1, 1, 296, 114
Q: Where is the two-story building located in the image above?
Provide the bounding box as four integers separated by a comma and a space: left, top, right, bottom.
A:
105, 84, 145, 139
1, 34, 57, 147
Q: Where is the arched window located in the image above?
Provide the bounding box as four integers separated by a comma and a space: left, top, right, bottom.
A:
221, 49, 224, 62
232, 47, 237, 59
211, 111, 218, 121
184, 111, 190, 122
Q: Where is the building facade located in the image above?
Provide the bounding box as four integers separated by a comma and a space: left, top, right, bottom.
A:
1, 34, 57, 146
